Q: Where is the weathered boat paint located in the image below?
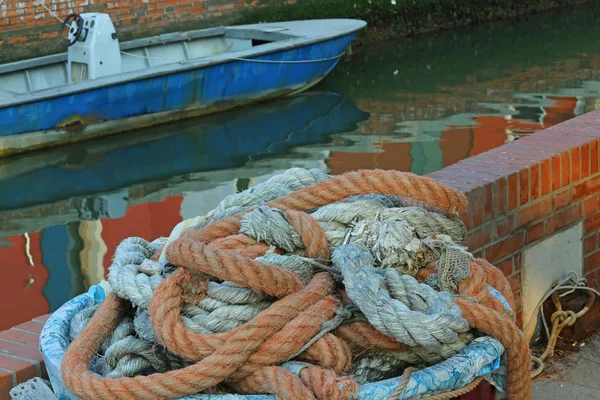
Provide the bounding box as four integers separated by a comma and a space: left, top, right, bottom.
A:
0, 20, 364, 157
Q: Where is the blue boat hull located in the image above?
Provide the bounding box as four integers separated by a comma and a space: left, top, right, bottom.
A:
0, 33, 358, 156
0, 91, 369, 212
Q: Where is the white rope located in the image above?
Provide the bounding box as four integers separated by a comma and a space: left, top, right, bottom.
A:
206, 168, 328, 221
334, 244, 471, 353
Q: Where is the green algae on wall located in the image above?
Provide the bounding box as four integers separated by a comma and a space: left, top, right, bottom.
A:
234, 0, 595, 45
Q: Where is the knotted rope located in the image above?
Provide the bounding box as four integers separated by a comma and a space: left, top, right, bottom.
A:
61, 169, 530, 400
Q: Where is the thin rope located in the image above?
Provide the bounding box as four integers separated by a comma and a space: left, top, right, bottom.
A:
35, 0, 65, 24
388, 367, 418, 400
121, 44, 343, 65
230, 54, 344, 64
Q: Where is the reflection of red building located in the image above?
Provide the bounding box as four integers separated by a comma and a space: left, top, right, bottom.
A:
328, 142, 413, 175
0, 195, 185, 331
0, 233, 49, 329
329, 94, 582, 175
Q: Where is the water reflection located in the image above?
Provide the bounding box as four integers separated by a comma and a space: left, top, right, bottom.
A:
0, 92, 369, 329
322, 4, 600, 173
3, 4, 600, 329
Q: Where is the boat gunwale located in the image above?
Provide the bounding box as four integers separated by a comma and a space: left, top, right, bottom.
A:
0, 26, 297, 75
0, 19, 365, 109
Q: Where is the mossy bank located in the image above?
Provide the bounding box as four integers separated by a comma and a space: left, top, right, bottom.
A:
1, 0, 597, 63
234, 0, 595, 46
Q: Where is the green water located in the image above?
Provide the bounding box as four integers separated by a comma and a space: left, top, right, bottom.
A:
2, 3, 600, 328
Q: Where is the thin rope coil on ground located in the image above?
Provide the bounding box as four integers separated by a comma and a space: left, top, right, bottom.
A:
61, 168, 530, 400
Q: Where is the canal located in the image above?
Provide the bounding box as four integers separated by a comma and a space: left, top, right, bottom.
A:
1, 3, 600, 329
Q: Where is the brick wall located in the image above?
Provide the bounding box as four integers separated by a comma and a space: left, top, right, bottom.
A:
0, 0, 275, 63
0, 314, 50, 400
427, 110, 600, 332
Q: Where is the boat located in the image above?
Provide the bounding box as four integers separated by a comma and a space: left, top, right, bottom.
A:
0, 13, 366, 157
0, 90, 369, 236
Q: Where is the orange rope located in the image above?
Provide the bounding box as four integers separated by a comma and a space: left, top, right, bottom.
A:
60, 169, 529, 400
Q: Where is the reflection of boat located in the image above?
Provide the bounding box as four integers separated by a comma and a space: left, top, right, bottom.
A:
0, 14, 365, 157
0, 90, 369, 235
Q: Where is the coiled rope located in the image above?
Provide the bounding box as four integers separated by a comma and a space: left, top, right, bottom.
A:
61, 169, 531, 400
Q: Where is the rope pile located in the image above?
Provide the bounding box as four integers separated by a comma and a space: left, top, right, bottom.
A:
61, 168, 532, 400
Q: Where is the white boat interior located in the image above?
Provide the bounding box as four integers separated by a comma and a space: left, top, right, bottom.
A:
0, 13, 301, 95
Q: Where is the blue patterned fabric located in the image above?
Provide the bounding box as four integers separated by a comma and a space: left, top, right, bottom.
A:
40, 285, 507, 399
488, 285, 512, 311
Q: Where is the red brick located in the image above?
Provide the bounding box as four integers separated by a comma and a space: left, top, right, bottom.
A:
546, 205, 580, 235
508, 173, 518, 210
561, 151, 571, 187
582, 195, 599, 216
540, 159, 551, 196
494, 215, 514, 239
573, 176, 600, 201
586, 270, 598, 288
572, 146, 581, 182
0, 341, 42, 366
460, 210, 470, 231
0, 354, 36, 384
146, 8, 164, 15
516, 198, 552, 227
527, 222, 544, 244
483, 183, 493, 222
509, 273, 521, 292
459, 161, 518, 177
584, 250, 600, 274
473, 250, 484, 259
592, 140, 599, 174
0, 370, 13, 400
11, 321, 43, 335
465, 226, 491, 251
486, 232, 524, 263
584, 234, 597, 254
470, 187, 483, 227
514, 290, 522, 311
7, 36, 27, 45
553, 189, 572, 211
530, 163, 540, 201
31, 315, 51, 324
190, 7, 207, 14
582, 143, 590, 178
514, 252, 522, 272
519, 169, 529, 206
435, 168, 494, 187
497, 258, 513, 276
551, 154, 561, 192
585, 213, 600, 234
495, 178, 508, 216
0, 331, 38, 348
